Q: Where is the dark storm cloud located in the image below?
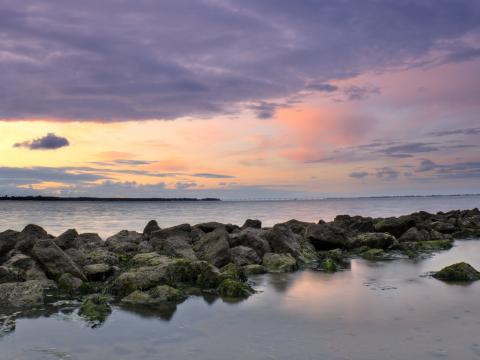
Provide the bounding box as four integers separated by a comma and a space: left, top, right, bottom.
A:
1, 0, 480, 121
13, 133, 69, 150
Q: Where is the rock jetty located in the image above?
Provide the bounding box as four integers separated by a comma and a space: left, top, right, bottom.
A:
1, 208, 479, 324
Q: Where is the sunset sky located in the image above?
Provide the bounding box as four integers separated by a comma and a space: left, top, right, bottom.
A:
1, 1, 479, 199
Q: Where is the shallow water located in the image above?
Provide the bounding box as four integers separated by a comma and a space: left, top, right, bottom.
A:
1, 195, 479, 238
2, 240, 480, 360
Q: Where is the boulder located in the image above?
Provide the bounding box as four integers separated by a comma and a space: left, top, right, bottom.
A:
349, 232, 396, 249
399, 227, 430, 242
3, 253, 48, 280
433, 262, 480, 282
194, 222, 227, 233
58, 273, 83, 293
262, 253, 298, 273
374, 217, 412, 238
0, 230, 18, 258
217, 279, 253, 299
333, 215, 375, 232
244, 264, 267, 275
143, 220, 160, 239
83, 263, 114, 281
121, 285, 186, 306
105, 230, 142, 255
0, 280, 50, 308
228, 229, 271, 257
193, 228, 231, 267
164, 259, 223, 289
241, 219, 262, 229
152, 235, 197, 260
150, 224, 192, 243
282, 219, 314, 235
76, 233, 103, 249
53, 229, 79, 250
264, 224, 301, 257
32, 239, 87, 281
130, 252, 173, 267
432, 221, 456, 234
230, 246, 261, 266
0, 265, 23, 283
15, 224, 49, 253
110, 260, 174, 296
79, 294, 112, 325
305, 223, 348, 250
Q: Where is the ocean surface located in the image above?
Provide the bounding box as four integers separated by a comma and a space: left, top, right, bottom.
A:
2, 195, 480, 360
1, 195, 479, 238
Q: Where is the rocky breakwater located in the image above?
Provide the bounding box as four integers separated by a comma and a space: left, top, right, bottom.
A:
1, 208, 479, 325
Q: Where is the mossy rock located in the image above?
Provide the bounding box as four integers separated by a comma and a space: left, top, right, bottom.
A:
58, 273, 83, 294
220, 263, 247, 282
433, 262, 480, 282
217, 279, 253, 299
78, 294, 112, 325
165, 259, 222, 289
262, 253, 298, 273
360, 248, 386, 260
321, 258, 337, 272
415, 240, 453, 251
121, 285, 186, 306
244, 264, 267, 275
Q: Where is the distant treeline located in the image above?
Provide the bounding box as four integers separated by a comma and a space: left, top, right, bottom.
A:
0, 196, 221, 202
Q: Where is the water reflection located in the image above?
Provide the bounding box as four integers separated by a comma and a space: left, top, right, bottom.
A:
2, 241, 480, 360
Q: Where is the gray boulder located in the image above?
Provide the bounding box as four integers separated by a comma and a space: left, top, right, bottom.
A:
0, 280, 51, 308
241, 219, 262, 229
53, 229, 79, 250
230, 246, 261, 266
228, 229, 271, 257
349, 232, 396, 249
0, 230, 18, 258
15, 224, 49, 253
305, 223, 348, 250
121, 285, 186, 306
262, 253, 298, 273
154, 235, 197, 260
399, 227, 430, 242
83, 263, 114, 281
193, 228, 231, 267
143, 220, 160, 239
105, 230, 142, 255
32, 239, 87, 281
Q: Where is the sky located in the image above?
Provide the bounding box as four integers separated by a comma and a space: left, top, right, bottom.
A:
1, 0, 480, 199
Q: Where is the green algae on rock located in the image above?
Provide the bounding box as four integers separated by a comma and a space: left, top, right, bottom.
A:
78, 294, 112, 325
217, 279, 253, 299
433, 262, 480, 282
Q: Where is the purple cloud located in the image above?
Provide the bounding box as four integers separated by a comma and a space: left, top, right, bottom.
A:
0, 0, 479, 121
13, 133, 70, 150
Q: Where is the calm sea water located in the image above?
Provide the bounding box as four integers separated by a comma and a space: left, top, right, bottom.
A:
1, 195, 479, 237
2, 196, 480, 360
2, 240, 480, 360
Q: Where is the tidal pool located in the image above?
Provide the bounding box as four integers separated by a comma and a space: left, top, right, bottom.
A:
2, 240, 480, 360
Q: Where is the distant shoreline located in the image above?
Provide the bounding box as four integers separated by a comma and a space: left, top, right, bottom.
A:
0, 196, 221, 202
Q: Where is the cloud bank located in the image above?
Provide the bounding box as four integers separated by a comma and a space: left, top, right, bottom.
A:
1, 0, 480, 121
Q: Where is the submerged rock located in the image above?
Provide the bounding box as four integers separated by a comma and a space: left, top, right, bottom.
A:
79, 294, 112, 325
217, 279, 253, 299
433, 262, 480, 282
121, 285, 186, 306
262, 253, 297, 273
244, 264, 267, 275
